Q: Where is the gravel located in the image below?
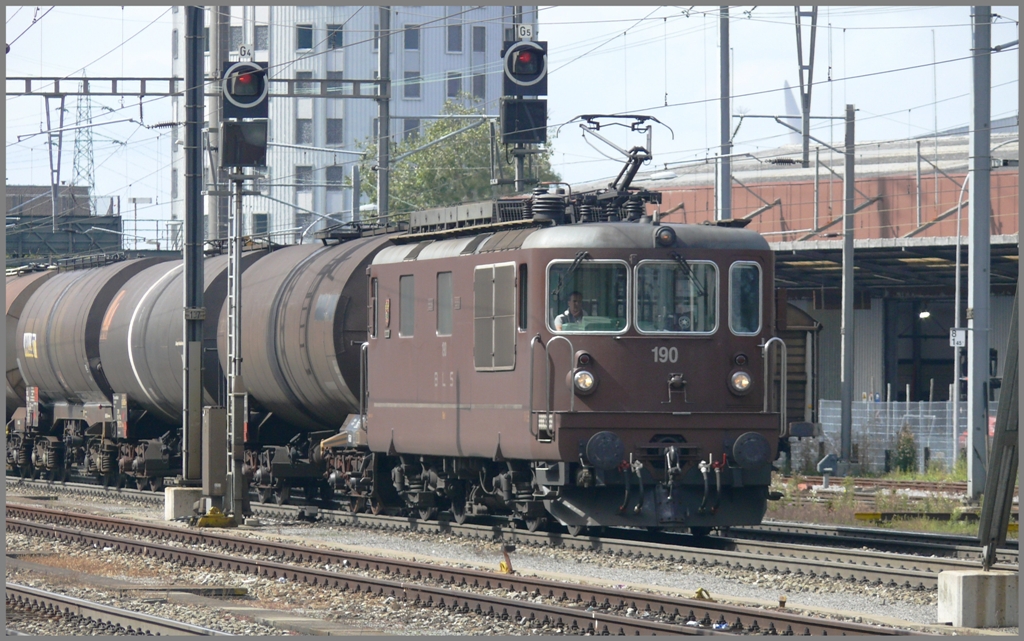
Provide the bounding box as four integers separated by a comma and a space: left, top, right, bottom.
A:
8, 480, 1019, 636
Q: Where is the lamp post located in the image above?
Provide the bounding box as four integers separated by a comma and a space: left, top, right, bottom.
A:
127, 197, 152, 251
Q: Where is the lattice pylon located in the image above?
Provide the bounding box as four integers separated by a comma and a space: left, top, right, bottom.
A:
72, 77, 97, 216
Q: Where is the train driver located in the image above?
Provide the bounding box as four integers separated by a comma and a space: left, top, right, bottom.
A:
554, 291, 586, 331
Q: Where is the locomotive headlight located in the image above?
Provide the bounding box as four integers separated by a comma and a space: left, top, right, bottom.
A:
573, 370, 597, 395
730, 371, 752, 394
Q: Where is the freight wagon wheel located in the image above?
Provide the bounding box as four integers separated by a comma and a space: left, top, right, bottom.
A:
317, 481, 334, 505
257, 487, 273, 504
56, 466, 68, 484
418, 507, 437, 522
524, 516, 547, 533
135, 477, 148, 491
348, 497, 366, 514
450, 501, 468, 525
689, 526, 712, 537
102, 472, 116, 489
149, 477, 164, 492
565, 524, 585, 537
274, 485, 290, 505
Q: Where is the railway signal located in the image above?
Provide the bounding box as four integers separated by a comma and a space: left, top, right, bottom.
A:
221, 61, 269, 120
500, 40, 547, 146
502, 40, 547, 97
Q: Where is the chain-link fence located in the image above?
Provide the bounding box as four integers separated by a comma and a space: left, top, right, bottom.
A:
788, 400, 997, 474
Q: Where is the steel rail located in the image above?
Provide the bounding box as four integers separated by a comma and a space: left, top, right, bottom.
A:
5, 582, 232, 636
7, 505, 909, 635
735, 521, 1019, 562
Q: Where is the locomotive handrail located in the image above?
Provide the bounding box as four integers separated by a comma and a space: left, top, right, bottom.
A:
359, 342, 369, 432
528, 335, 544, 437
546, 335, 575, 416
761, 336, 787, 437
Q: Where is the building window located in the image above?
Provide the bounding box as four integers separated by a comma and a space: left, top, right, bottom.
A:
326, 70, 345, 95
403, 118, 420, 142
373, 23, 379, 50
229, 25, 243, 51
296, 119, 313, 145
446, 72, 462, 98
447, 23, 462, 52
252, 213, 268, 235
404, 24, 419, 50
296, 70, 314, 94
372, 117, 379, 140
255, 25, 268, 51
296, 24, 313, 50
400, 275, 415, 337
296, 166, 313, 192
204, 27, 209, 53
403, 71, 421, 99
326, 166, 345, 192
172, 29, 178, 60
472, 74, 485, 100
504, 27, 514, 42
327, 118, 344, 146
326, 24, 343, 49
473, 26, 486, 53
171, 168, 179, 200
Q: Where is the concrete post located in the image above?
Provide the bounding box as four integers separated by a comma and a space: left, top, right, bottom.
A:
182, 6, 206, 483
376, 6, 391, 224
839, 104, 855, 471
967, 5, 991, 499
717, 6, 731, 220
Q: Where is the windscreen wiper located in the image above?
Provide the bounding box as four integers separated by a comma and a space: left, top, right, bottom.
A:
553, 250, 591, 299
670, 251, 706, 298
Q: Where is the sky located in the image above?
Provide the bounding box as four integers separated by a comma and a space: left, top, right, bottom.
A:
5, 5, 1020, 230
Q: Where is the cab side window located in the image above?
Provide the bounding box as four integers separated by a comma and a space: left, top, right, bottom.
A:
729, 262, 761, 335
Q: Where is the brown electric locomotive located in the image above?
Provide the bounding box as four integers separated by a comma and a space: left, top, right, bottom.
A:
364, 202, 784, 534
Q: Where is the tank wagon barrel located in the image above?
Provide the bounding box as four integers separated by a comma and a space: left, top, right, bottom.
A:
99, 252, 268, 424
6, 270, 56, 418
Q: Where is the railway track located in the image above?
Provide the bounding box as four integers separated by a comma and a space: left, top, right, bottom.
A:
783, 476, 1020, 496
5, 582, 232, 636
9, 477, 1017, 586
7, 503, 914, 635
730, 521, 1018, 564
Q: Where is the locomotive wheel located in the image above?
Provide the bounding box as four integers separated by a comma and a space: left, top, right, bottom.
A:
418, 506, 437, 522
257, 487, 273, 504
524, 516, 547, 533
450, 501, 468, 525
274, 486, 290, 505
565, 524, 585, 537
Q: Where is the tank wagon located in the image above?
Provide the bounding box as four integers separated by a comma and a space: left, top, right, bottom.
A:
7, 116, 813, 534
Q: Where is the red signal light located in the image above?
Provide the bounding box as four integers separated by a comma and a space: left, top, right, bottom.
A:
238, 73, 253, 84
517, 51, 532, 64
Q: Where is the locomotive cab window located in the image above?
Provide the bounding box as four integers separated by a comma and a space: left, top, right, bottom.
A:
635, 260, 718, 334
729, 262, 762, 335
547, 261, 628, 333
369, 277, 378, 338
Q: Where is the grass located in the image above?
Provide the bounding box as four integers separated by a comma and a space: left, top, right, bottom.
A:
871, 454, 969, 483
764, 469, 1019, 538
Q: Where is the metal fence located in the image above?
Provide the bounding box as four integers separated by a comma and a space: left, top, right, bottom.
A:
788, 400, 998, 474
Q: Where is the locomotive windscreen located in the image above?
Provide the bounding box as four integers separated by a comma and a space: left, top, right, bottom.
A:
636, 261, 718, 334
547, 260, 628, 333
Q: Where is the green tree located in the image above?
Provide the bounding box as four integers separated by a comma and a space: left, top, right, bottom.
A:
357, 99, 560, 220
